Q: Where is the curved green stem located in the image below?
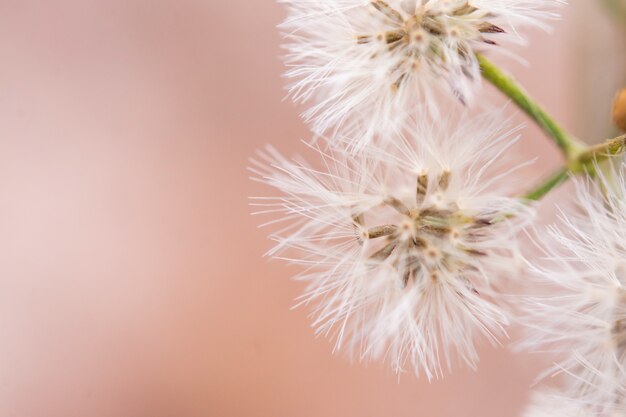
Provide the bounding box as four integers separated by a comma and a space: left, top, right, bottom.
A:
477, 53, 585, 159
476, 55, 625, 202
524, 168, 569, 201
524, 134, 626, 201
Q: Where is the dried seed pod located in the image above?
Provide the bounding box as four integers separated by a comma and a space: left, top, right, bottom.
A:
613, 88, 626, 132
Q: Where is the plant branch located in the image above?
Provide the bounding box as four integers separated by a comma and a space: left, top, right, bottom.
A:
524, 168, 569, 201
477, 53, 585, 159
524, 134, 626, 201
572, 134, 626, 172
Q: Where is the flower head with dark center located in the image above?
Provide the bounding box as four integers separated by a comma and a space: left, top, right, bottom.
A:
250, 113, 533, 378
280, 0, 564, 150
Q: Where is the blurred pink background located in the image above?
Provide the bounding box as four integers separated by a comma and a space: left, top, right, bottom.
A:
0, 1, 624, 416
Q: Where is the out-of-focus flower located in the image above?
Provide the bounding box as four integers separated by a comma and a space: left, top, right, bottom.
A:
279, 0, 564, 151
521, 164, 626, 415
250, 113, 533, 378
523, 390, 599, 417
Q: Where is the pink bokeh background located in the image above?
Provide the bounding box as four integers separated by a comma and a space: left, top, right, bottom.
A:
0, 1, 624, 416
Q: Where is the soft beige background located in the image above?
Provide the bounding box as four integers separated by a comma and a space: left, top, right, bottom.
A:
0, 1, 624, 416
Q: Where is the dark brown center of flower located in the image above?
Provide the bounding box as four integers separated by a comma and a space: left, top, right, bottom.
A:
352, 170, 494, 288
356, 1, 505, 95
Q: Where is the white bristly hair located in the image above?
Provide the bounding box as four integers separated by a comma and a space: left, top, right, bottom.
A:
279, 0, 565, 151
520, 163, 626, 416
250, 112, 534, 379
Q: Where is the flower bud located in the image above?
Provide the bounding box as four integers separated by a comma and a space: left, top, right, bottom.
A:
612, 88, 626, 132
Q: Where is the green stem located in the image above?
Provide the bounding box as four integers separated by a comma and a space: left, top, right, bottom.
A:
524, 134, 626, 201
477, 53, 585, 159
524, 168, 569, 201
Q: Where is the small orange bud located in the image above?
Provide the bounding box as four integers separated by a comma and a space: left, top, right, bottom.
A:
613, 89, 626, 132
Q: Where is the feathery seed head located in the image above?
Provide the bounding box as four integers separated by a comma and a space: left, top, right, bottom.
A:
279, 0, 564, 150
250, 114, 533, 378
521, 164, 626, 415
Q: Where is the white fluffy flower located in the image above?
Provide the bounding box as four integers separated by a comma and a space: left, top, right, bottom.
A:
280, 0, 564, 151
521, 165, 626, 415
250, 114, 533, 378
